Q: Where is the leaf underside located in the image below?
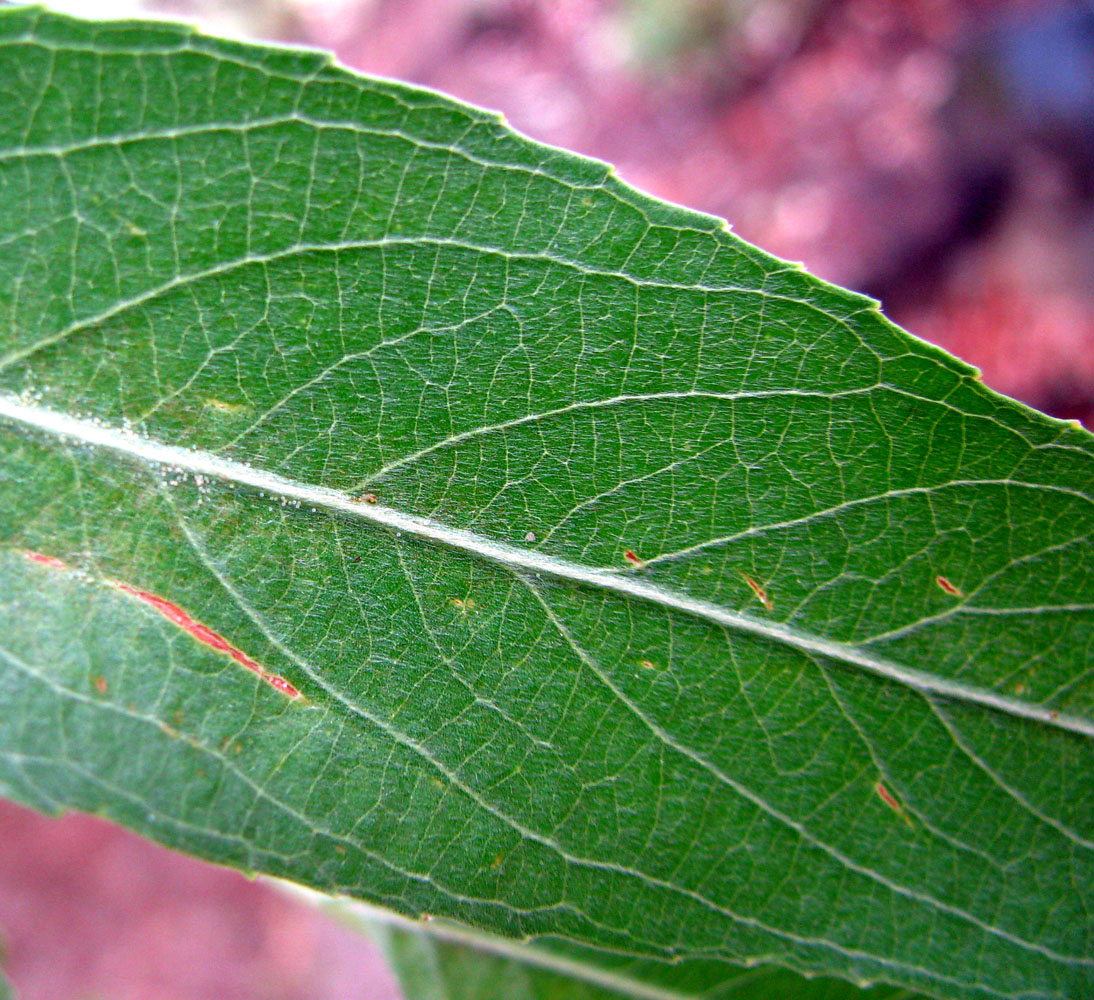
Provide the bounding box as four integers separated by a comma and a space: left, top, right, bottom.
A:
359, 904, 916, 1000
0, 8, 1090, 1000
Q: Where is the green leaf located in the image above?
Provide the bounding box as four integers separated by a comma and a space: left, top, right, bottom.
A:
312, 892, 923, 1000
374, 922, 638, 1000
0, 7, 1090, 1000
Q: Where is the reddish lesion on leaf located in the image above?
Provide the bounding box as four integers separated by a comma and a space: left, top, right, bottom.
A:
935, 575, 964, 597
20, 549, 302, 700
875, 781, 900, 810
740, 572, 773, 611
623, 549, 645, 568
114, 582, 303, 699
875, 781, 913, 826
22, 549, 67, 570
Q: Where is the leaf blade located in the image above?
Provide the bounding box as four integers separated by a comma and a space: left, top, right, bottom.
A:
0, 8, 1091, 1000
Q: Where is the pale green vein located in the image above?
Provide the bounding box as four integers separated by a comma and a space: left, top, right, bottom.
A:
359, 387, 878, 487
638, 480, 1092, 570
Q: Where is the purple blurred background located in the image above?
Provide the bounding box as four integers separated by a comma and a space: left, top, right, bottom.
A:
3, 0, 1092, 997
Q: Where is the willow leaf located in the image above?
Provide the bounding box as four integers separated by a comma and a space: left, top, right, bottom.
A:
0, 8, 1090, 1000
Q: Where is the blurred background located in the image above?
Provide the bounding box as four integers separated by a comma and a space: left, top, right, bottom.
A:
3, 0, 1092, 997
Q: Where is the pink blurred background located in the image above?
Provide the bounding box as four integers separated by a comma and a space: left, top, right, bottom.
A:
3, 0, 1092, 997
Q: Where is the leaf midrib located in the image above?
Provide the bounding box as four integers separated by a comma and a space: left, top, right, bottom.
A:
1, 392, 1088, 744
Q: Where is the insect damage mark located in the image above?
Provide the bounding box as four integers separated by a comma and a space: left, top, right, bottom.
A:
113, 582, 302, 700
875, 781, 901, 811
203, 398, 248, 414
265, 675, 302, 697
22, 549, 67, 569
875, 781, 913, 826
20, 550, 301, 698
740, 573, 773, 611
936, 576, 964, 597
623, 549, 645, 567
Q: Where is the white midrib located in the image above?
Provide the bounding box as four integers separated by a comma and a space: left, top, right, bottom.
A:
1, 393, 1090, 740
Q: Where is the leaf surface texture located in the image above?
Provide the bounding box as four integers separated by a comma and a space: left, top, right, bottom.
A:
0, 9, 1091, 1000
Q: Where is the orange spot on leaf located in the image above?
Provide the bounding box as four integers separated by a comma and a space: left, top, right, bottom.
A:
357, 493, 378, 505
623, 550, 644, 567
93, 675, 108, 695
935, 576, 963, 597
740, 573, 773, 611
